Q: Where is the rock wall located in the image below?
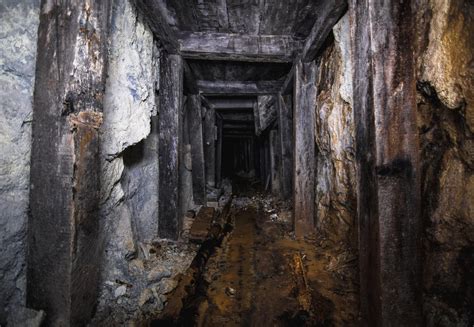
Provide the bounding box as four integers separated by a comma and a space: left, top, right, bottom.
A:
415, 1, 474, 324
0, 0, 39, 322
314, 13, 356, 247
100, 0, 159, 285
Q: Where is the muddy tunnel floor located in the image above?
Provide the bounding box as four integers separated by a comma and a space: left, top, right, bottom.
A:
149, 179, 359, 327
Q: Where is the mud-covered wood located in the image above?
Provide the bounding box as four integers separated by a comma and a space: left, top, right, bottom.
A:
277, 94, 293, 200
198, 80, 283, 95
159, 53, 184, 240
301, 0, 347, 62
189, 207, 216, 243
178, 32, 301, 63
350, 1, 422, 324
27, 2, 110, 325
188, 95, 206, 205
293, 60, 316, 237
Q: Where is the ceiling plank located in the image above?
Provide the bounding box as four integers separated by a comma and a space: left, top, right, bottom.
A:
301, 0, 347, 62
178, 32, 302, 63
198, 80, 283, 95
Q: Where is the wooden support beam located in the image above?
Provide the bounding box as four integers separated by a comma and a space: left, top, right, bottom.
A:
27, 2, 110, 325
301, 0, 347, 62
280, 64, 295, 95
198, 80, 283, 95
133, 0, 179, 54
270, 129, 281, 196
351, 1, 422, 324
203, 105, 216, 187
158, 53, 183, 240
188, 95, 206, 205
178, 32, 302, 63
277, 94, 293, 200
257, 95, 277, 132
219, 112, 254, 121
208, 98, 255, 109
183, 60, 199, 94
216, 116, 223, 186
293, 60, 316, 237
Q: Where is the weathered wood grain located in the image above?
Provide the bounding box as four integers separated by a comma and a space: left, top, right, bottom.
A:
27, 2, 110, 325
278, 94, 293, 200
158, 53, 184, 239
350, 1, 422, 324
178, 32, 302, 62
188, 95, 207, 205
293, 60, 316, 237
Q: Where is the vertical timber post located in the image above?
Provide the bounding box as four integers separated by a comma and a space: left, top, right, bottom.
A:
216, 115, 223, 187
350, 1, 422, 324
27, 1, 110, 325
293, 60, 316, 237
203, 103, 216, 188
277, 93, 293, 200
158, 53, 183, 240
270, 129, 281, 196
188, 95, 206, 205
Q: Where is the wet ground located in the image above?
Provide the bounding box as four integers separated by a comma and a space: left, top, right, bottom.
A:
150, 178, 359, 326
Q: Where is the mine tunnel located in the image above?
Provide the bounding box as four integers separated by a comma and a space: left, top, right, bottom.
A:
1, 0, 473, 326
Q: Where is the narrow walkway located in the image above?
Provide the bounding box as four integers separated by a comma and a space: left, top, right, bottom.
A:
154, 181, 359, 326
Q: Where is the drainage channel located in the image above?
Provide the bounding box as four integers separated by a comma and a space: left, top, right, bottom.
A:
150, 198, 234, 326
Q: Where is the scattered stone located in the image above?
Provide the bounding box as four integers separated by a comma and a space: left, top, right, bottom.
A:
270, 213, 278, 221
225, 287, 236, 297
158, 278, 178, 294
114, 285, 127, 298
138, 288, 153, 306
147, 266, 172, 283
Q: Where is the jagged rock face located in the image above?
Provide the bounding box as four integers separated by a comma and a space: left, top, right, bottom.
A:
100, 0, 158, 285
0, 1, 39, 322
416, 1, 474, 324
314, 13, 356, 247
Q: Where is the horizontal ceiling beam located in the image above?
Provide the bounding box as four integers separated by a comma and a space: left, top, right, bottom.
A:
178, 32, 302, 63
301, 0, 347, 62
198, 80, 282, 95
209, 98, 255, 109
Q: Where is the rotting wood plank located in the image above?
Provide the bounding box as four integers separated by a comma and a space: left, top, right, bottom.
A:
159, 53, 184, 240
188, 95, 207, 205
189, 207, 216, 243
293, 60, 316, 237
27, 2, 110, 325
178, 32, 302, 63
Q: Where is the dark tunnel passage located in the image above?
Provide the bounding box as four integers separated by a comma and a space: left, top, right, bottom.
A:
2, 0, 473, 326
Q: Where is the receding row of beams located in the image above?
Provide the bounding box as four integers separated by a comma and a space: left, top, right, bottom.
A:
134, 0, 348, 96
